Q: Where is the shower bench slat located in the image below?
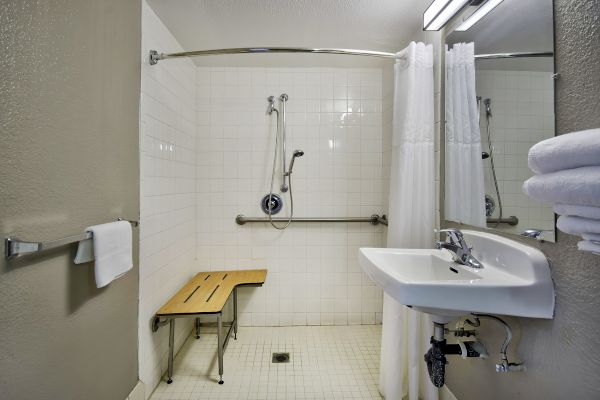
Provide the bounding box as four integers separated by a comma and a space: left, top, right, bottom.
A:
153, 269, 267, 385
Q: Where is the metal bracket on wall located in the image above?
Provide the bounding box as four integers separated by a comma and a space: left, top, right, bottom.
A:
152, 316, 170, 332
149, 50, 160, 65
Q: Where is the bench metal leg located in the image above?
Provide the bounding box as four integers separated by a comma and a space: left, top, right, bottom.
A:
167, 318, 175, 384
217, 313, 224, 384
195, 317, 200, 339
233, 288, 238, 340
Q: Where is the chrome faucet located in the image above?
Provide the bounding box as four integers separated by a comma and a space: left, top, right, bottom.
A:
436, 229, 483, 269
521, 229, 543, 240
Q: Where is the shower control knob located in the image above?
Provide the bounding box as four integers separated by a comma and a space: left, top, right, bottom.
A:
260, 193, 283, 215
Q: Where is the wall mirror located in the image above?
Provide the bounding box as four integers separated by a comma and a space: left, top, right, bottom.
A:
443, 0, 556, 242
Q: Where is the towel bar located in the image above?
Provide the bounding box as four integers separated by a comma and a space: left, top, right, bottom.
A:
4, 217, 138, 259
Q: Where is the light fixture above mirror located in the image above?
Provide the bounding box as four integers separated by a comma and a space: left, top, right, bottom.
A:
455, 0, 504, 31
424, 0, 504, 31
423, 0, 484, 31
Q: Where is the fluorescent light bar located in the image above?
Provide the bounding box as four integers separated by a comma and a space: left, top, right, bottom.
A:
455, 0, 504, 31
424, 0, 470, 31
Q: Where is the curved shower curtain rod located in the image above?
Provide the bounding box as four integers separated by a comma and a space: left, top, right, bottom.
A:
149, 47, 399, 65
148, 48, 553, 65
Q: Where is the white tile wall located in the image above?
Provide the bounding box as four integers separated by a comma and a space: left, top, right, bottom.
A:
476, 70, 555, 240
139, 1, 197, 396
195, 67, 386, 327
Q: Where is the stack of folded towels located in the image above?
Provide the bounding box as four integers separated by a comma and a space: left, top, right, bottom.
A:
523, 128, 600, 254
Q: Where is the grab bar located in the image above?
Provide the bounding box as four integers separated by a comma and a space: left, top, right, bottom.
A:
236, 214, 388, 226
486, 216, 519, 226
4, 217, 139, 259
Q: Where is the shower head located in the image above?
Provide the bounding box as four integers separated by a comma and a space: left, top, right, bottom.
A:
267, 95, 278, 115
484, 98, 492, 117
288, 149, 304, 173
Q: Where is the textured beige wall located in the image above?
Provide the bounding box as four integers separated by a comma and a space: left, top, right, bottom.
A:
443, 1, 600, 399
0, 1, 141, 399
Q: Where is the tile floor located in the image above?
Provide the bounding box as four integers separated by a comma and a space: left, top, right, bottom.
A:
150, 325, 383, 399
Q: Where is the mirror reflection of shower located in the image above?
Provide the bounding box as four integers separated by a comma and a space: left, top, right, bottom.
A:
263, 94, 304, 230
479, 96, 503, 227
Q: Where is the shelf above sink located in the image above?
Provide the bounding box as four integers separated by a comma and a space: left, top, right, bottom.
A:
359, 230, 555, 322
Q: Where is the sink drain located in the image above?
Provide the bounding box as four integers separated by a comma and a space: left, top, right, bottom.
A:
272, 352, 290, 363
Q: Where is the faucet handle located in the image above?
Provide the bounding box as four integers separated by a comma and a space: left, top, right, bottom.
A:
439, 228, 464, 244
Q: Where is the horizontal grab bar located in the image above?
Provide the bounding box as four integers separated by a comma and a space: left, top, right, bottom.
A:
235, 214, 388, 226
4, 217, 139, 259
486, 216, 519, 226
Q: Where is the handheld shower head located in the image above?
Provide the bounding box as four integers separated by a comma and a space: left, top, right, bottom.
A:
484, 98, 492, 117
288, 149, 304, 173
267, 95, 278, 115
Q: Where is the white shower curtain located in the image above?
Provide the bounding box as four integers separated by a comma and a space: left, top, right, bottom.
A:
379, 42, 438, 400
445, 42, 486, 227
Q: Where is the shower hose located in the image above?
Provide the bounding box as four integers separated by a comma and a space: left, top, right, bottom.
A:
267, 110, 294, 230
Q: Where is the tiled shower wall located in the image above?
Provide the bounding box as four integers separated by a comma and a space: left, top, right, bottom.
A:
195, 67, 386, 327
476, 69, 555, 240
139, 2, 196, 394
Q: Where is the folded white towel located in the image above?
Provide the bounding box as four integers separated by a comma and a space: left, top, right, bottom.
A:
582, 232, 600, 242
553, 203, 600, 219
528, 128, 600, 174
577, 240, 600, 254
75, 221, 133, 288
556, 215, 600, 235
522, 166, 600, 207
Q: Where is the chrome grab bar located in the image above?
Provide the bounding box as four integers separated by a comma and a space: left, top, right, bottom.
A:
4, 217, 139, 259
236, 214, 388, 226
486, 216, 518, 226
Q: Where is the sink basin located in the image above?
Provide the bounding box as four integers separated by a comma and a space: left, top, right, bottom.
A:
359, 230, 555, 322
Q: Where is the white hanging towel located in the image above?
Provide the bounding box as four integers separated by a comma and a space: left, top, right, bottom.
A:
528, 128, 600, 174
553, 203, 600, 220
522, 166, 600, 207
74, 221, 133, 288
556, 215, 600, 235
578, 240, 600, 254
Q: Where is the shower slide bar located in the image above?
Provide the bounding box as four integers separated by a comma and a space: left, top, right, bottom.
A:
148, 48, 553, 65
4, 218, 139, 259
236, 214, 388, 226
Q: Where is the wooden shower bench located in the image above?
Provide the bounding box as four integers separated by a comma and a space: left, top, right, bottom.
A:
152, 269, 267, 385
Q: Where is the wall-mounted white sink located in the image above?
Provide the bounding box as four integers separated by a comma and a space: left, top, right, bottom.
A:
359, 230, 555, 322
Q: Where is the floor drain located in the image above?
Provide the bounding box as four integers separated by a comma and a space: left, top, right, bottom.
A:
272, 352, 290, 363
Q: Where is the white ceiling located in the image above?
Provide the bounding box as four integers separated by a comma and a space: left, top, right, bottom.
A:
147, 0, 430, 67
